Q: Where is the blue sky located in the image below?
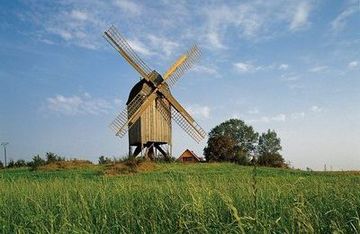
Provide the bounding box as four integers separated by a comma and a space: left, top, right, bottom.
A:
0, 0, 359, 170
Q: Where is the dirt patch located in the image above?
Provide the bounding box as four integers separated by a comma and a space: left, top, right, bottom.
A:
137, 161, 157, 172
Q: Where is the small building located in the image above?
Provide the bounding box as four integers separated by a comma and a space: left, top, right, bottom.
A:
177, 149, 204, 163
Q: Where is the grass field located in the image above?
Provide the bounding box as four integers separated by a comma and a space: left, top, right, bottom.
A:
0, 163, 359, 233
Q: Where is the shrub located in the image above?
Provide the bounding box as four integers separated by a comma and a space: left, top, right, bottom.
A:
14, 159, 27, 168
7, 160, 15, 168
98, 156, 113, 165
257, 153, 287, 168
46, 152, 65, 164
29, 155, 46, 171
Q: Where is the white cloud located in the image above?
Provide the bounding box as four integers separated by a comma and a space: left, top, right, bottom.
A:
310, 105, 322, 113
233, 61, 275, 73
193, 65, 218, 75
309, 65, 328, 73
202, 3, 268, 48
114, 0, 142, 16
187, 105, 211, 119
291, 112, 305, 120
47, 93, 113, 116
48, 28, 73, 41
279, 64, 289, 70
234, 62, 254, 73
281, 73, 300, 81
201, 1, 316, 48
207, 30, 226, 49
70, 10, 88, 21
147, 34, 179, 57
331, 8, 357, 31
247, 113, 286, 123
247, 110, 309, 123
128, 39, 152, 56
272, 114, 286, 122
38, 6, 105, 49
348, 60, 359, 69
24, 1, 316, 53
290, 2, 311, 31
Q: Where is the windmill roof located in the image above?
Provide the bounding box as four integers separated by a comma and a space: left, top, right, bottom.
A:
126, 79, 171, 105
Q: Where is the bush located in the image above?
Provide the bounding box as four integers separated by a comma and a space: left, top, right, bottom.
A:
257, 153, 287, 168
14, 159, 27, 168
0, 161, 3, 169
29, 155, 46, 171
46, 152, 65, 164
98, 156, 113, 165
7, 160, 15, 168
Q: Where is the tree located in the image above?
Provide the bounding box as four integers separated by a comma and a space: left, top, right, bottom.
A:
204, 119, 258, 164
257, 130, 286, 167
0, 161, 3, 169
204, 135, 236, 162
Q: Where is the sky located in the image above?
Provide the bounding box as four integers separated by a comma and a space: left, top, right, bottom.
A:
0, 0, 359, 170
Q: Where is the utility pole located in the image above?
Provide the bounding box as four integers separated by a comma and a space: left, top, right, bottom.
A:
1, 142, 9, 168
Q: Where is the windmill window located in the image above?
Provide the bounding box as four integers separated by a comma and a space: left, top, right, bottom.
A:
184, 157, 193, 161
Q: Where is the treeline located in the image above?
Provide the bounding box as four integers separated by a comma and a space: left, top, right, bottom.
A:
204, 119, 287, 168
0, 152, 66, 170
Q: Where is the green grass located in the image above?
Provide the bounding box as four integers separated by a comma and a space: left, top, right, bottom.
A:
0, 163, 359, 233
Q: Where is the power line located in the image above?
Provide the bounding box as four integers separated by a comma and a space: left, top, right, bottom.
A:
1, 142, 9, 168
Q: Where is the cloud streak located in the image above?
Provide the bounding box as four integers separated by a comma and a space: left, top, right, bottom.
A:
290, 2, 311, 31
46, 93, 113, 116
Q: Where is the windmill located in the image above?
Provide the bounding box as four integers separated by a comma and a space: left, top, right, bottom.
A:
104, 25, 206, 159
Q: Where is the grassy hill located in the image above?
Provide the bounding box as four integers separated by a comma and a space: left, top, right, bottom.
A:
0, 163, 359, 233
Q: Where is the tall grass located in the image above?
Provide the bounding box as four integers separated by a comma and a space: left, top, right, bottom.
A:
0, 163, 359, 233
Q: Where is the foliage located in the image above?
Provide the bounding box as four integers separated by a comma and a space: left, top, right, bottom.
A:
0, 163, 359, 233
28, 155, 46, 171
257, 153, 286, 168
6, 159, 15, 168
257, 129, 282, 155
98, 155, 113, 165
0, 161, 3, 169
14, 159, 27, 168
204, 119, 258, 164
46, 152, 65, 164
257, 130, 286, 167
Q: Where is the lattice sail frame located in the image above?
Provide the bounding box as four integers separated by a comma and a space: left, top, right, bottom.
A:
164, 45, 201, 88
104, 25, 152, 78
156, 98, 206, 143
109, 85, 152, 137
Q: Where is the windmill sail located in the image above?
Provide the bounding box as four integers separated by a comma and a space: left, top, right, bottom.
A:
110, 93, 146, 137
163, 45, 201, 87
110, 84, 154, 137
104, 25, 152, 79
156, 98, 205, 142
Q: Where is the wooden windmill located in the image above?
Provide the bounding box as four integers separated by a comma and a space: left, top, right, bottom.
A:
104, 25, 206, 159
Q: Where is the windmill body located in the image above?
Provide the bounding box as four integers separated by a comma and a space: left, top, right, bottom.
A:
103, 25, 206, 159
127, 78, 172, 158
